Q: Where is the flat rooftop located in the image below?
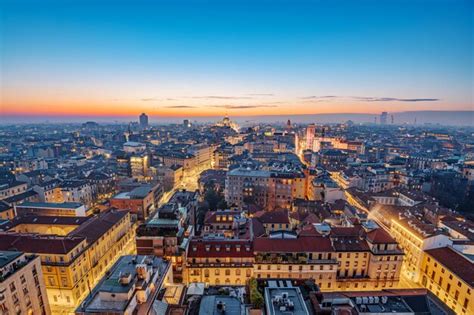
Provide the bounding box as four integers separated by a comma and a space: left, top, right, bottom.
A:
199, 295, 244, 315
0, 250, 22, 268
17, 201, 83, 209
78, 255, 170, 313
265, 287, 310, 315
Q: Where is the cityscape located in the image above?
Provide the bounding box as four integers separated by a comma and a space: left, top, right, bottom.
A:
1, 1, 473, 315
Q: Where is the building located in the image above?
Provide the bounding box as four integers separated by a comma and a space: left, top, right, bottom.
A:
265, 285, 310, 315
0, 210, 136, 313
60, 180, 94, 208
184, 222, 403, 291
420, 246, 473, 314
110, 184, 161, 220
75, 255, 172, 315
185, 238, 254, 286
0, 201, 14, 220
380, 111, 388, 125
32, 179, 63, 203
123, 141, 146, 154
390, 216, 451, 282
306, 124, 316, 151
135, 191, 196, 282
139, 113, 149, 128
316, 289, 452, 314
188, 143, 215, 169
158, 164, 184, 191
15, 201, 88, 217
225, 166, 307, 210
0, 180, 27, 200
0, 251, 51, 315
130, 153, 150, 180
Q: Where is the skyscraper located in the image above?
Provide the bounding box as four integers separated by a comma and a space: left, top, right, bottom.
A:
139, 113, 149, 128
380, 112, 388, 125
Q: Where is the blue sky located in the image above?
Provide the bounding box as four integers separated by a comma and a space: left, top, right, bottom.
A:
1, 0, 472, 117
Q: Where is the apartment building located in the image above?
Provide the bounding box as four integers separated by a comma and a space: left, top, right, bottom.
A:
75, 255, 172, 315
420, 246, 473, 315
184, 223, 403, 292
390, 216, 451, 282
0, 251, 50, 315
0, 210, 136, 313
185, 239, 254, 286
225, 166, 307, 210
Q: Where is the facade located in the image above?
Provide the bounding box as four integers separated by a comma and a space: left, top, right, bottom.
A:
60, 180, 94, 208
0, 210, 136, 313
420, 247, 473, 315
0, 251, 50, 315
184, 224, 404, 292
185, 238, 254, 286
130, 153, 150, 180
15, 201, 88, 217
110, 184, 160, 220
225, 167, 307, 210
0, 201, 14, 220
0, 181, 28, 200
390, 217, 451, 282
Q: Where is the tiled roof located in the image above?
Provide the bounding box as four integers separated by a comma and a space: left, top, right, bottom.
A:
2, 215, 89, 230
188, 239, 253, 258
254, 236, 333, 253
70, 210, 129, 244
0, 233, 85, 254
366, 229, 397, 244
425, 247, 474, 286
256, 210, 290, 224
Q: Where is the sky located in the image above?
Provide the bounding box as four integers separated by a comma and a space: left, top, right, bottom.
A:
1, 0, 473, 120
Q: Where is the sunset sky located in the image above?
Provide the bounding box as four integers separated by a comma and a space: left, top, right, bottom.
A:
1, 0, 472, 119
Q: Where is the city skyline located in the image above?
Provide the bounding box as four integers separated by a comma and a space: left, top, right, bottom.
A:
1, 0, 473, 119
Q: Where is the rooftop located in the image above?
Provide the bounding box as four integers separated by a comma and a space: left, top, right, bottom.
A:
0, 250, 22, 268
265, 287, 309, 315
17, 201, 83, 209
425, 247, 474, 287
199, 295, 245, 315
77, 255, 170, 313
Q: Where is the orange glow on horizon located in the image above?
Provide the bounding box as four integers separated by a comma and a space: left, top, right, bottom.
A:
2, 98, 469, 118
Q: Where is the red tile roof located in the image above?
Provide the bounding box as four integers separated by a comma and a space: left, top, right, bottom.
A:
254, 236, 333, 253
365, 229, 397, 244
0, 233, 85, 254
187, 239, 253, 258
256, 210, 290, 224
70, 210, 129, 243
425, 247, 474, 286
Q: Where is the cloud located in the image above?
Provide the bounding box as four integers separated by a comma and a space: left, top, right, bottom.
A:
300, 95, 439, 102
354, 97, 439, 102
141, 97, 157, 101
164, 105, 196, 108
245, 93, 275, 96
299, 95, 337, 100
210, 104, 278, 109
190, 95, 254, 100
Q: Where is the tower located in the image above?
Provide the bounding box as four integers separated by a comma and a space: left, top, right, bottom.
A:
139, 113, 149, 128
306, 124, 316, 151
